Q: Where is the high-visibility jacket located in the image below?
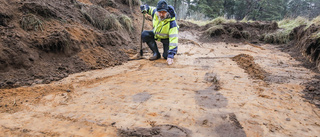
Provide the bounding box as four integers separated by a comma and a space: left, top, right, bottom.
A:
146, 5, 178, 59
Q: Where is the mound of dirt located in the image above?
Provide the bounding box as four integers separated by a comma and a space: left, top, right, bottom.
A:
177, 20, 200, 31
289, 24, 320, 108
0, 0, 143, 88
232, 54, 268, 81
292, 24, 320, 71
303, 76, 320, 108
197, 21, 278, 43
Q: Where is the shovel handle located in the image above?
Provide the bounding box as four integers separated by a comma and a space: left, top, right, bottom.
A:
140, 13, 145, 56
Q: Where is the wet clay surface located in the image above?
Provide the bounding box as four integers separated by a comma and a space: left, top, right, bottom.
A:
0, 30, 319, 136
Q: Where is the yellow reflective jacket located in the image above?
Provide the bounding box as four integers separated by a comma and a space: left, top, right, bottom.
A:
146, 5, 178, 59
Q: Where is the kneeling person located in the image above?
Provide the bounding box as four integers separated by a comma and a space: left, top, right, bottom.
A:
140, 0, 178, 65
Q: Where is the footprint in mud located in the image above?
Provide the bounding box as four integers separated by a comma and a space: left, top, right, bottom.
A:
132, 92, 151, 103
195, 87, 228, 109
118, 124, 192, 137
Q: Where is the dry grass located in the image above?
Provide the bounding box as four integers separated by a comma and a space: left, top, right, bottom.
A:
205, 25, 225, 36
118, 14, 133, 32
209, 17, 236, 25
312, 31, 320, 39
186, 19, 210, 26
241, 31, 251, 39
311, 16, 320, 25
240, 16, 254, 23
187, 17, 236, 27
104, 14, 122, 31
81, 5, 122, 31
264, 16, 309, 44
20, 14, 43, 31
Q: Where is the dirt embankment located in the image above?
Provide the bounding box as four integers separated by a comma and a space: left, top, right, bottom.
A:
291, 25, 320, 108
0, 0, 145, 89
178, 20, 279, 43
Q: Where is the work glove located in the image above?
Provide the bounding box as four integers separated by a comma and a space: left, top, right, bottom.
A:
167, 58, 174, 65
140, 5, 147, 14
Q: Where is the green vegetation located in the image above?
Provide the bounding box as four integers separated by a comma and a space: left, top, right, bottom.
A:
20, 14, 43, 31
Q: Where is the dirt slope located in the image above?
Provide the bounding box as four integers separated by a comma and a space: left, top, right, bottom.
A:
0, 0, 150, 89
0, 29, 319, 136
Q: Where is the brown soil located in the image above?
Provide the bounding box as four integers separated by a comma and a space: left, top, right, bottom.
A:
232, 54, 268, 81
0, 0, 147, 89
198, 21, 278, 43
177, 20, 200, 31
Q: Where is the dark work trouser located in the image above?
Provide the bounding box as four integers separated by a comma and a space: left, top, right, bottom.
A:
141, 30, 169, 59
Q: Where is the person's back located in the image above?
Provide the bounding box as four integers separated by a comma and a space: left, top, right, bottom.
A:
140, 0, 178, 65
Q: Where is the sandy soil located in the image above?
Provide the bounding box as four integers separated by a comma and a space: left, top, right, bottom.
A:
0, 31, 319, 137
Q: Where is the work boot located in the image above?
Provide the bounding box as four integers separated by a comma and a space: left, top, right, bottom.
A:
147, 41, 160, 61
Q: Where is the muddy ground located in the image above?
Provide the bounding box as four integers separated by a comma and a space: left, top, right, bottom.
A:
1, 0, 320, 136
1, 29, 320, 136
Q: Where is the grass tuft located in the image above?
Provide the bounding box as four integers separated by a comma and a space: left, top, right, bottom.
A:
104, 14, 122, 31
205, 25, 225, 37
312, 31, 320, 39
264, 16, 309, 44
20, 14, 43, 31
207, 17, 236, 25
240, 16, 254, 23
311, 16, 320, 26
118, 14, 133, 32
81, 5, 122, 31
186, 19, 210, 26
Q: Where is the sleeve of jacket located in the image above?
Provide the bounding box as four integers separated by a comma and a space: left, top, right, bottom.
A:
168, 20, 178, 59
146, 5, 156, 17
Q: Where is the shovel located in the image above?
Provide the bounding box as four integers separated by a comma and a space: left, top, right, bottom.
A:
140, 13, 145, 57
129, 13, 146, 60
